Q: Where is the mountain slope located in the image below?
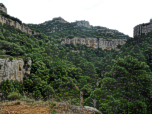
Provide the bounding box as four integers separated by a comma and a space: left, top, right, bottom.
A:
26, 17, 132, 40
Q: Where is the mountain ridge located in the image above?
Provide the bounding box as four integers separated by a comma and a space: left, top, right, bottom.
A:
26, 16, 131, 40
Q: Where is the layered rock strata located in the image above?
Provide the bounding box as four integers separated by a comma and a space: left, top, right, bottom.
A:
61, 37, 127, 50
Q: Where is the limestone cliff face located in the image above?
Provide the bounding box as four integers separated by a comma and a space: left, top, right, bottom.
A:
52, 17, 68, 23
0, 56, 32, 84
74, 21, 91, 28
0, 3, 41, 36
0, 3, 7, 14
133, 20, 152, 38
61, 37, 127, 50
93, 26, 119, 35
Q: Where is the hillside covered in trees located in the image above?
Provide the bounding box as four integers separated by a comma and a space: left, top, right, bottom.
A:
26, 17, 131, 40
0, 12, 152, 113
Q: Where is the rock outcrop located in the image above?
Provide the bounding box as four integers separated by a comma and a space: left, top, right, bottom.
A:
0, 3, 7, 14
77, 106, 102, 114
134, 19, 152, 37
52, 17, 68, 23
83, 106, 102, 114
0, 3, 41, 36
61, 37, 127, 50
73, 20, 91, 28
93, 26, 119, 35
0, 56, 32, 84
42, 17, 68, 25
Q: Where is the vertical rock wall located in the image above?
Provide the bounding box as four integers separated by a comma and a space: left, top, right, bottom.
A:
0, 56, 32, 84
133, 21, 152, 37
61, 37, 127, 50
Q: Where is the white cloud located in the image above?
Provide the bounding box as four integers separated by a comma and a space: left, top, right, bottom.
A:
1, 0, 152, 37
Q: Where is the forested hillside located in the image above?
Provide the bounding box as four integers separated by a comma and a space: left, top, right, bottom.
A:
26, 17, 131, 40
0, 14, 152, 113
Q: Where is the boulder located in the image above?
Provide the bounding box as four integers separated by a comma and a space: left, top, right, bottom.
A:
84, 106, 102, 114
77, 106, 102, 114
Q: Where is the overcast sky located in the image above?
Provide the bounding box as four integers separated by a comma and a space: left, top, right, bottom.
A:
1, 0, 152, 38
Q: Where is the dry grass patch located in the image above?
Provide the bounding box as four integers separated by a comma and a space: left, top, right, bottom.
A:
0, 97, 95, 114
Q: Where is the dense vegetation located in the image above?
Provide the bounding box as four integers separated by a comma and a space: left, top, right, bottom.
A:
26, 19, 131, 40
0, 16, 152, 114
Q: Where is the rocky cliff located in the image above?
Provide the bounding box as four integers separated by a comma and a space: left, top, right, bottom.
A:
42, 16, 68, 25
0, 56, 32, 84
61, 37, 127, 50
0, 3, 7, 14
133, 20, 152, 37
72, 20, 91, 28
0, 3, 41, 36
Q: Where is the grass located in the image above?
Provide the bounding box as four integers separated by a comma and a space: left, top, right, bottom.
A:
0, 91, 96, 114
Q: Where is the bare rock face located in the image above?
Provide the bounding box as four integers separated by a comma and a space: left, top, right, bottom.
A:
0, 3, 7, 14
77, 106, 102, 114
134, 20, 152, 38
73, 20, 91, 28
61, 37, 127, 50
0, 56, 32, 84
84, 106, 102, 114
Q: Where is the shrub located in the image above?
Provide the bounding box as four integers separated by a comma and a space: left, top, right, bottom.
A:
27, 64, 31, 68
0, 50, 5, 55
7, 91, 23, 101
8, 57, 13, 62
14, 101, 21, 105
67, 35, 74, 39
0, 79, 15, 97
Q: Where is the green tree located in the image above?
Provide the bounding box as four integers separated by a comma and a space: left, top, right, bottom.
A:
33, 77, 41, 86
23, 77, 33, 94
0, 50, 5, 55
104, 65, 112, 72
80, 84, 92, 98
0, 79, 15, 98
129, 44, 146, 62
116, 44, 122, 49
104, 55, 152, 113
0, 31, 5, 40
44, 85, 55, 100
33, 89, 42, 100
67, 35, 74, 39
84, 87, 116, 113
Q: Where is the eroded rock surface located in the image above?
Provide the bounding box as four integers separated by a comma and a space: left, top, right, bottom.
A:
0, 56, 32, 84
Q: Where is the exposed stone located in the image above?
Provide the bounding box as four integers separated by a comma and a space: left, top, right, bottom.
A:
0, 56, 32, 84
52, 17, 68, 23
134, 20, 152, 37
84, 106, 102, 114
0, 3, 41, 36
0, 3, 7, 14
61, 37, 127, 50
72, 20, 91, 28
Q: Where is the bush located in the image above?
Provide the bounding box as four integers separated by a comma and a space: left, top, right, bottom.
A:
81, 35, 86, 38
27, 64, 31, 68
8, 57, 13, 62
0, 50, 5, 55
14, 101, 21, 105
67, 35, 74, 39
0, 79, 15, 97
7, 91, 23, 101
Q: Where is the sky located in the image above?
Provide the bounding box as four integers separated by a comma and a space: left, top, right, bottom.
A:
1, 0, 152, 38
